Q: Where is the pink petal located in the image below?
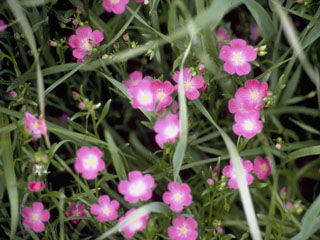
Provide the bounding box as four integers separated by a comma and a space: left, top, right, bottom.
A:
91, 30, 104, 45
235, 63, 251, 76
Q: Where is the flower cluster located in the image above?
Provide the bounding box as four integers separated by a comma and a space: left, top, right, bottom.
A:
228, 79, 268, 139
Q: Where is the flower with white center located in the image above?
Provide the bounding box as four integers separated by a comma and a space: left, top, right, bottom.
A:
154, 113, 180, 147
232, 111, 263, 139
90, 195, 119, 222
162, 182, 192, 212
168, 215, 198, 240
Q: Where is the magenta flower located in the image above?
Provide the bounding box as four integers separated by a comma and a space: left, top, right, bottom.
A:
118, 170, 154, 203
68, 26, 104, 62
219, 39, 257, 76
66, 202, 87, 224
215, 27, 229, 47
228, 80, 268, 114
222, 159, 254, 189
10, 91, 17, 97
122, 71, 144, 88
253, 156, 272, 180
154, 113, 180, 147
90, 195, 119, 222
0, 19, 7, 32
28, 181, 45, 192
162, 182, 192, 212
232, 111, 263, 139
151, 80, 174, 112
128, 78, 156, 111
23, 112, 47, 141
21, 202, 50, 233
103, 0, 129, 14
173, 68, 206, 100
74, 146, 105, 180
250, 23, 262, 41
118, 208, 149, 239
168, 215, 198, 240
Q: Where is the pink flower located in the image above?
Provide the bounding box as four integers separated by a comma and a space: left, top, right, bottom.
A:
103, 0, 129, 15
199, 64, 205, 75
128, 78, 156, 111
0, 19, 7, 32
74, 146, 105, 180
90, 195, 119, 222
118, 170, 154, 203
286, 202, 292, 210
10, 91, 17, 97
222, 159, 254, 189
118, 208, 149, 238
66, 202, 87, 224
215, 27, 229, 47
151, 80, 174, 112
28, 181, 45, 192
207, 178, 213, 185
23, 112, 47, 141
275, 143, 281, 149
253, 156, 272, 180
219, 39, 257, 76
232, 111, 263, 139
21, 202, 50, 233
281, 187, 286, 197
79, 102, 85, 109
250, 23, 262, 41
168, 215, 198, 240
216, 227, 223, 233
68, 26, 104, 61
154, 113, 180, 147
162, 182, 192, 212
122, 71, 144, 88
173, 68, 206, 100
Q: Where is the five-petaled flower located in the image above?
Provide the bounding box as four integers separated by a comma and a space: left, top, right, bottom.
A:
90, 195, 119, 222
253, 156, 272, 180
154, 113, 180, 147
118, 170, 154, 203
24, 112, 47, 141
74, 146, 105, 180
66, 202, 87, 224
168, 215, 198, 240
21, 202, 50, 233
232, 111, 263, 139
219, 38, 257, 76
102, 0, 129, 15
163, 181, 192, 212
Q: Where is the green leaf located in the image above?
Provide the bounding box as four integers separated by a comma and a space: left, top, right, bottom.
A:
287, 145, 320, 163
97, 99, 112, 127
289, 118, 320, 136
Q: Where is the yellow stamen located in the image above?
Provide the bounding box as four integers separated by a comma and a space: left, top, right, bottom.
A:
32, 213, 40, 222
232, 52, 244, 64
173, 192, 182, 202
179, 226, 189, 235
250, 91, 259, 100
184, 80, 193, 90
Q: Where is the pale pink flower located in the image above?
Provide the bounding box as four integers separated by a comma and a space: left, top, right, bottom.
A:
222, 159, 254, 189
10, 91, 17, 97
79, 102, 85, 109
122, 71, 144, 88
24, 112, 47, 141
162, 182, 192, 212
151, 80, 174, 112
118, 170, 154, 203
66, 202, 87, 224
207, 178, 213, 185
168, 215, 198, 240
103, 0, 129, 15
250, 23, 262, 41
90, 195, 119, 222
21, 202, 50, 233
154, 113, 180, 147
128, 78, 156, 111
219, 38, 257, 76
173, 68, 206, 100
68, 26, 104, 61
275, 143, 281, 149
215, 27, 229, 47
49, 40, 57, 47
118, 208, 149, 239
286, 202, 292, 210
28, 181, 45, 192
232, 111, 263, 139
216, 227, 223, 233
0, 19, 7, 32
74, 146, 105, 180
253, 156, 272, 180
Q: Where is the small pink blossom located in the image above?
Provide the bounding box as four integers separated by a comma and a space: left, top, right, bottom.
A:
222, 159, 254, 189
49, 40, 57, 47
76, 7, 82, 12
162, 182, 192, 212
216, 227, 223, 233
173, 68, 206, 100
24, 112, 47, 140
103, 0, 129, 15
281, 187, 286, 197
79, 102, 85, 109
118, 170, 154, 203
68, 26, 104, 61
74, 146, 105, 180
72, 19, 78, 26
10, 91, 17, 97
215, 27, 229, 47
122, 71, 144, 88
151, 80, 174, 112
90, 195, 119, 222
219, 38, 257, 76
21, 202, 50, 233
250, 23, 262, 41
118, 208, 149, 239
199, 64, 205, 75
207, 178, 213, 185
154, 113, 180, 147
275, 143, 281, 149
232, 111, 263, 139
66, 202, 87, 224
253, 156, 272, 180
286, 202, 292, 210
128, 77, 156, 111
168, 215, 198, 240
123, 33, 129, 40
0, 19, 7, 32
28, 181, 45, 192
